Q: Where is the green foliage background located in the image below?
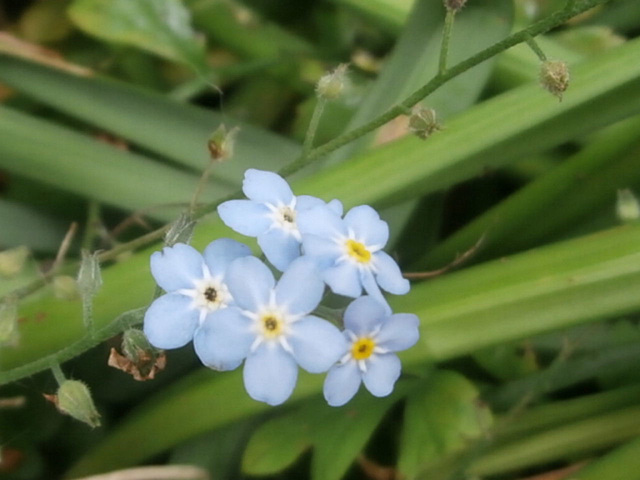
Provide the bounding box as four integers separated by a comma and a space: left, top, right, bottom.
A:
1, 0, 640, 479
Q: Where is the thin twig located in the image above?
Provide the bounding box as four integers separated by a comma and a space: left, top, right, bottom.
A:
403, 234, 485, 279
70, 465, 210, 480
51, 222, 78, 273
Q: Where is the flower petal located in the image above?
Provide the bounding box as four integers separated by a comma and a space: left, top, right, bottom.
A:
225, 256, 274, 311
143, 293, 199, 349
194, 308, 254, 371
296, 195, 325, 211
217, 200, 271, 237
327, 199, 344, 216
361, 269, 392, 314
377, 313, 420, 352
203, 238, 252, 278
297, 204, 346, 238
323, 361, 361, 407
373, 251, 410, 295
150, 243, 204, 292
243, 169, 294, 205
289, 316, 348, 373
275, 258, 324, 315
323, 263, 362, 298
344, 205, 388, 247
343, 296, 386, 335
243, 342, 298, 406
362, 354, 401, 397
301, 235, 341, 269
258, 228, 301, 272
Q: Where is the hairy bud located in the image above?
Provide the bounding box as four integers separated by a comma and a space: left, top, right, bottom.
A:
540, 60, 570, 100
208, 124, 239, 161
77, 250, 102, 298
616, 189, 640, 223
316, 64, 349, 101
409, 107, 441, 140
49, 380, 101, 428
0, 246, 29, 277
444, 0, 467, 12
0, 300, 19, 347
165, 212, 195, 247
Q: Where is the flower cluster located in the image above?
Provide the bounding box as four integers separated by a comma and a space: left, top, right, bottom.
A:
144, 169, 419, 406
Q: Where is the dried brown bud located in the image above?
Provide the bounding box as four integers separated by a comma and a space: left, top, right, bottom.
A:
108, 329, 166, 381
540, 60, 570, 100
208, 124, 239, 161
444, 0, 467, 12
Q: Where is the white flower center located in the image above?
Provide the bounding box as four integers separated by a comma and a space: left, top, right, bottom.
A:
266, 199, 301, 240
178, 265, 232, 324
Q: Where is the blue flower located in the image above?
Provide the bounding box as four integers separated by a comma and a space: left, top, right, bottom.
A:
143, 239, 251, 349
323, 296, 419, 407
194, 256, 348, 406
297, 204, 409, 309
217, 169, 342, 271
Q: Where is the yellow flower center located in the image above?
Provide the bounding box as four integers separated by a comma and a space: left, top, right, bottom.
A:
346, 240, 371, 263
351, 338, 375, 360
260, 314, 284, 338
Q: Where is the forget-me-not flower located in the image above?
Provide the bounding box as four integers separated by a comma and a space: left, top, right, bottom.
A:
297, 204, 409, 308
323, 296, 419, 407
143, 239, 251, 349
217, 169, 342, 271
194, 256, 348, 406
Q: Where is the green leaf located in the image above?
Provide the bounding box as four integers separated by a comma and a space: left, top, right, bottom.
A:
0, 199, 67, 252
0, 53, 300, 182
0, 105, 218, 221
397, 371, 492, 479
68, 0, 208, 72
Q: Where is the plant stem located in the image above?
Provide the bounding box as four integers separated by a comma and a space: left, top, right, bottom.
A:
81, 201, 101, 251
439, 9, 456, 75
0, 307, 145, 386
50, 362, 66, 386
524, 33, 548, 62
82, 295, 94, 338
302, 98, 327, 157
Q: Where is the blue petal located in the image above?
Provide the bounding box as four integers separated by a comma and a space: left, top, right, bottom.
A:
344, 205, 388, 247
297, 204, 346, 238
289, 316, 348, 373
275, 258, 324, 315
203, 238, 252, 278
225, 256, 274, 311
343, 296, 386, 335
323, 361, 361, 407
243, 342, 298, 406
301, 235, 341, 269
377, 313, 420, 352
327, 199, 344, 216
362, 354, 401, 397
374, 251, 410, 295
150, 243, 203, 292
258, 228, 301, 272
243, 169, 294, 205
143, 293, 199, 349
217, 200, 271, 237
323, 263, 361, 298
296, 195, 325, 211
361, 269, 392, 315
193, 308, 254, 371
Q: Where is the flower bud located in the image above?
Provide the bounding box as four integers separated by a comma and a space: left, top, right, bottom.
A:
108, 329, 166, 381
0, 300, 19, 347
444, 0, 467, 12
316, 64, 349, 101
408, 107, 441, 140
0, 246, 29, 277
540, 60, 569, 100
208, 124, 239, 161
52, 380, 101, 428
165, 212, 195, 246
616, 189, 640, 223
77, 250, 102, 298
53, 275, 79, 300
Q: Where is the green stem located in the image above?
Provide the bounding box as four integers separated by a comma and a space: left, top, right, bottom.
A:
50, 362, 66, 386
525, 33, 548, 62
81, 201, 101, 251
0, 307, 145, 386
302, 98, 327, 157
82, 295, 94, 338
278, 0, 609, 177
439, 9, 456, 75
